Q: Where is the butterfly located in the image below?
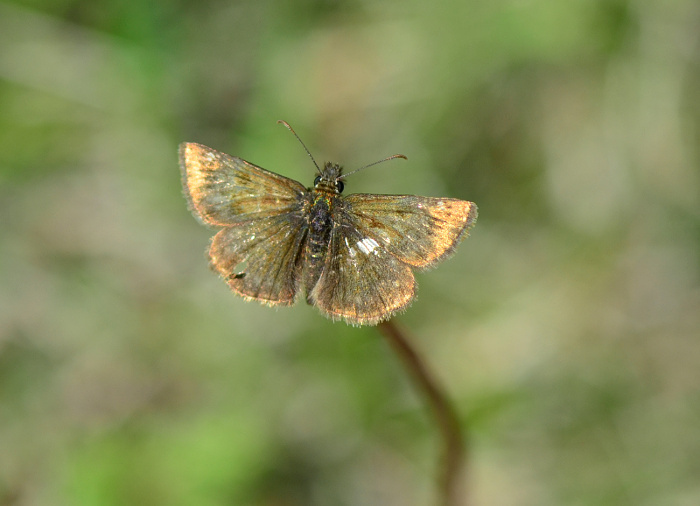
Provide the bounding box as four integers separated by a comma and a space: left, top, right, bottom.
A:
179, 121, 477, 326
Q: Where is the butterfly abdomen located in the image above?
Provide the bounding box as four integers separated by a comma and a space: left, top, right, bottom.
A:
302, 192, 335, 297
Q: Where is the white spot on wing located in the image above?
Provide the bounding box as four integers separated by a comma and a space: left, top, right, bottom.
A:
356, 237, 380, 255
345, 237, 357, 257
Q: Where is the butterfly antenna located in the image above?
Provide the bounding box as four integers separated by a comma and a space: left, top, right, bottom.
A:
338, 153, 408, 180
277, 120, 322, 174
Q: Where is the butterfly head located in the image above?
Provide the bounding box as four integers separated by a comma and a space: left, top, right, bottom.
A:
313, 162, 345, 194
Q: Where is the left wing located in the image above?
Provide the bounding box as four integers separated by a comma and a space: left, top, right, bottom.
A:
180, 143, 307, 226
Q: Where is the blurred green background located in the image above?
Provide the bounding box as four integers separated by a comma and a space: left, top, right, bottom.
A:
1, 0, 699, 504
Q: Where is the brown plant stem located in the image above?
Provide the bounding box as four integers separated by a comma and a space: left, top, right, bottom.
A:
377, 319, 467, 506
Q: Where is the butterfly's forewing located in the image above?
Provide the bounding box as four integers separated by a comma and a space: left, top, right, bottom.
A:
180, 142, 310, 305
180, 143, 307, 225
344, 194, 477, 268
309, 220, 416, 325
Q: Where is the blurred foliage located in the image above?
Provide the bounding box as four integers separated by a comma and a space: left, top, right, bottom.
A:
1, 0, 699, 504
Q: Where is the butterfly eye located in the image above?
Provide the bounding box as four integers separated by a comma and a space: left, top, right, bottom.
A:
314, 175, 322, 186
336, 180, 344, 193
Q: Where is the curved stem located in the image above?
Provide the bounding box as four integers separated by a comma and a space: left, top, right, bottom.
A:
377, 320, 467, 506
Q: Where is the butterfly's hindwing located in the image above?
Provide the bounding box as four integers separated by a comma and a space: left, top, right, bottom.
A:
210, 213, 308, 305
309, 212, 415, 325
